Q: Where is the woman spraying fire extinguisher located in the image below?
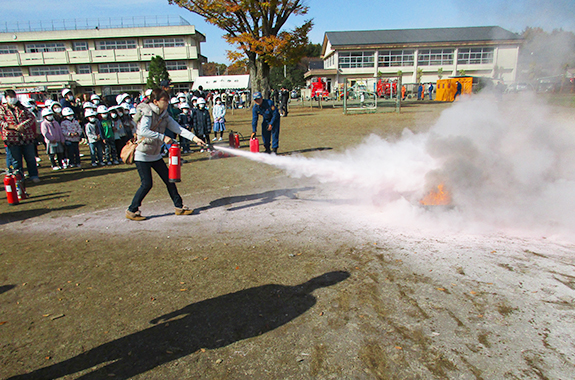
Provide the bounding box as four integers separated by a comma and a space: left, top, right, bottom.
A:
126, 89, 206, 221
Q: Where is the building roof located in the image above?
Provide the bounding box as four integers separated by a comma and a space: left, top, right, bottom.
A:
324, 26, 521, 54
192, 75, 250, 90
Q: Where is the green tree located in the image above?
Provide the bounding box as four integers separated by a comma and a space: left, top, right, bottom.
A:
416, 68, 423, 83
437, 67, 443, 79
169, 0, 313, 96
146, 56, 170, 89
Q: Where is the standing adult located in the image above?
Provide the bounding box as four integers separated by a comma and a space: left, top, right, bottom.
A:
251, 92, 280, 154
0, 90, 40, 182
126, 89, 206, 221
454, 81, 462, 101
428, 83, 434, 101
279, 87, 290, 116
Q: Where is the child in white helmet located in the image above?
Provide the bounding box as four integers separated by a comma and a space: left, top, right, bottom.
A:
97, 105, 118, 165
60, 107, 83, 167
193, 97, 211, 151
177, 103, 193, 153
40, 108, 66, 170
212, 96, 226, 141
109, 106, 126, 163
84, 108, 104, 166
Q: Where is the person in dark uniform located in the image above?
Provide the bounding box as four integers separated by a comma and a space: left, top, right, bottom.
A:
454, 81, 462, 101
251, 91, 280, 154
279, 87, 290, 116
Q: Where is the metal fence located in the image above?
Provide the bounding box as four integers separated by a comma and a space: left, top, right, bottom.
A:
1, 15, 190, 33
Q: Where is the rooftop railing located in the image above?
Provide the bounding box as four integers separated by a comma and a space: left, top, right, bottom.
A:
1, 15, 191, 33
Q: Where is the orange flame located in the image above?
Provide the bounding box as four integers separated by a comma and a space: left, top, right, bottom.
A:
420, 184, 452, 206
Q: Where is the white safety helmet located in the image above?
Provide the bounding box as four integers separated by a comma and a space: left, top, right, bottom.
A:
96, 105, 109, 114
180, 102, 190, 109
129, 108, 137, 115
144, 88, 153, 97
61, 107, 74, 117
44, 99, 54, 108
41, 108, 54, 117
121, 103, 130, 111
83, 101, 96, 109
116, 93, 130, 105
176, 92, 185, 99
90, 94, 101, 102
191, 96, 198, 102
197, 97, 206, 105
84, 108, 97, 118
62, 88, 73, 98
170, 97, 179, 105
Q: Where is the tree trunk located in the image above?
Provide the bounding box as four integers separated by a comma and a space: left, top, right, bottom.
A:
250, 55, 271, 99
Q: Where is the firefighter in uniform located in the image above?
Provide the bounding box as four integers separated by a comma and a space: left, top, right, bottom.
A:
251, 92, 280, 154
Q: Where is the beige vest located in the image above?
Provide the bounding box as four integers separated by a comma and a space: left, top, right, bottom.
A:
135, 102, 169, 157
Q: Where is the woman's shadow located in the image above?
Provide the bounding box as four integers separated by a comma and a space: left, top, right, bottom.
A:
8, 271, 350, 380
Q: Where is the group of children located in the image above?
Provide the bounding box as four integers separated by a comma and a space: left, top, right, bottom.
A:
168, 92, 227, 153
39, 90, 136, 169
37, 88, 228, 169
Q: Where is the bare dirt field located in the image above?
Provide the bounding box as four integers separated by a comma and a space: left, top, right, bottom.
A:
1, 99, 574, 379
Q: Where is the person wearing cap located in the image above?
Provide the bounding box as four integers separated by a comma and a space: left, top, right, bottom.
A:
251, 91, 280, 154
40, 107, 66, 170
126, 88, 207, 221
0, 89, 40, 181
60, 107, 83, 167
60, 88, 81, 119
97, 105, 118, 165
120, 103, 135, 140
90, 94, 102, 106
177, 102, 193, 153
160, 79, 171, 94
109, 106, 126, 161
84, 108, 104, 166
192, 97, 211, 151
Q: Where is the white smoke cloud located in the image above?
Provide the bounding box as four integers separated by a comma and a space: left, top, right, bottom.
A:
221, 92, 575, 239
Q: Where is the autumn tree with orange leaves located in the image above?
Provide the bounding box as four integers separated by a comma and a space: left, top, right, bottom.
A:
169, 0, 312, 96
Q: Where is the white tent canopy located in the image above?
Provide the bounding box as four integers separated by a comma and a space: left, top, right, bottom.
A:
191, 75, 250, 91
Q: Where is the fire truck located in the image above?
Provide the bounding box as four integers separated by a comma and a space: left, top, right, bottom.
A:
376, 79, 398, 98
310, 78, 329, 100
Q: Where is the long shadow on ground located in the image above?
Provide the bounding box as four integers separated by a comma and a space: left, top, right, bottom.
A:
7, 271, 350, 380
0, 204, 85, 225
196, 187, 314, 213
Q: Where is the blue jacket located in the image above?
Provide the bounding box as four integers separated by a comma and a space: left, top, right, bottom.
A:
252, 99, 279, 133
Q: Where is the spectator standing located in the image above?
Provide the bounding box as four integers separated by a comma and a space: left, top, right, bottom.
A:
60, 107, 83, 167
40, 108, 65, 170
212, 97, 226, 141
0, 90, 39, 182
279, 87, 290, 116
428, 83, 434, 101
97, 105, 118, 165
109, 106, 126, 162
84, 109, 104, 166
417, 84, 423, 100
177, 103, 193, 153
193, 98, 211, 150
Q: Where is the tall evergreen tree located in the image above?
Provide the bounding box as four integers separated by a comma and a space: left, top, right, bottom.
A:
146, 56, 170, 89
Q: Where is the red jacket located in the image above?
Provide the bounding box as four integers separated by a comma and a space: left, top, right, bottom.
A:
0, 104, 37, 145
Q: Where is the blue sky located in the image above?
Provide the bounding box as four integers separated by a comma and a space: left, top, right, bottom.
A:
2, 0, 574, 63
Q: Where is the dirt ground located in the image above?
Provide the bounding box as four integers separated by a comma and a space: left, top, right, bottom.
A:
1, 101, 574, 379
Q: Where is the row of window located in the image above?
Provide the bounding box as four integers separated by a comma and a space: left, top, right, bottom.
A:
338, 48, 494, 68
0, 38, 187, 54
0, 61, 189, 77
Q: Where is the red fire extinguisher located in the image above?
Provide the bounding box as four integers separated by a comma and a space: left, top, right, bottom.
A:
168, 143, 181, 183
14, 172, 28, 200
4, 172, 19, 205
228, 131, 240, 149
250, 137, 260, 153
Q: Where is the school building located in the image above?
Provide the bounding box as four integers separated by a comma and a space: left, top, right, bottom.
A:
0, 16, 206, 99
306, 26, 523, 94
